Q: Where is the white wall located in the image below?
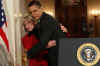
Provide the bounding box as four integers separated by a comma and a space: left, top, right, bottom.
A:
14, 0, 23, 66
4, 0, 16, 65
4, 0, 23, 66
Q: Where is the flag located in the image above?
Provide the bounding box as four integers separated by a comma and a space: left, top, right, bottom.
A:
0, 0, 9, 51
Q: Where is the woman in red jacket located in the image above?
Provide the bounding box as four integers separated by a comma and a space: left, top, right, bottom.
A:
22, 16, 56, 66
22, 16, 70, 66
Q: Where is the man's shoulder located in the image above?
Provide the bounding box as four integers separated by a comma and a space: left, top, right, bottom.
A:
41, 12, 55, 21
40, 12, 59, 29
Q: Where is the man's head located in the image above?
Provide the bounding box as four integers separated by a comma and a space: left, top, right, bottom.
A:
28, 0, 43, 20
23, 16, 36, 32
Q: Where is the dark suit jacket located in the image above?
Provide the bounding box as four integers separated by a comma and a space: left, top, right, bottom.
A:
27, 12, 66, 58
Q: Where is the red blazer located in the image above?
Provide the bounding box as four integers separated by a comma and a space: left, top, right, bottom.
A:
22, 34, 48, 54
22, 34, 38, 50
22, 32, 70, 66
22, 34, 48, 66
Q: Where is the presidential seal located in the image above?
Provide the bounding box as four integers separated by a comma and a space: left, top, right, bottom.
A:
77, 43, 100, 66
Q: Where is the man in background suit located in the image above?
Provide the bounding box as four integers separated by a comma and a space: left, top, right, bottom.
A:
27, 1, 66, 66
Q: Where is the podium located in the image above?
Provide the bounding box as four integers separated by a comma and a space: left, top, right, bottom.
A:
58, 38, 100, 66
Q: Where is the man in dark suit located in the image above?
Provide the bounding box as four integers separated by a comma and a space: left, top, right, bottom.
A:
27, 1, 66, 66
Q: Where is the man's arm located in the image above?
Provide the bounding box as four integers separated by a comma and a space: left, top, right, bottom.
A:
27, 28, 55, 58
27, 16, 58, 58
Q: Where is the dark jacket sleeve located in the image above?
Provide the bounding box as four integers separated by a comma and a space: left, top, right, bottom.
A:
27, 17, 57, 58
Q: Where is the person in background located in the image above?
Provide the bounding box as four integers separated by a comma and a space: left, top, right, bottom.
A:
60, 24, 71, 37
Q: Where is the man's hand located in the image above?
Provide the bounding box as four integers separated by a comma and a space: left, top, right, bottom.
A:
46, 40, 56, 48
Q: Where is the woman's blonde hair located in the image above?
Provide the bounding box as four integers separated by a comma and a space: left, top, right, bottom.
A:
23, 15, 35, 23
23, 15, 36, 32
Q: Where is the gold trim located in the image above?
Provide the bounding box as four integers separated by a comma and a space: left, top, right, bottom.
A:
77, 43, 100, 66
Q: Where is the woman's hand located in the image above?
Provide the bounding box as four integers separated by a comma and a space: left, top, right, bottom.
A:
22, 49, 28, 62
60, 24, 68, 33
22, 52, 27, 62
